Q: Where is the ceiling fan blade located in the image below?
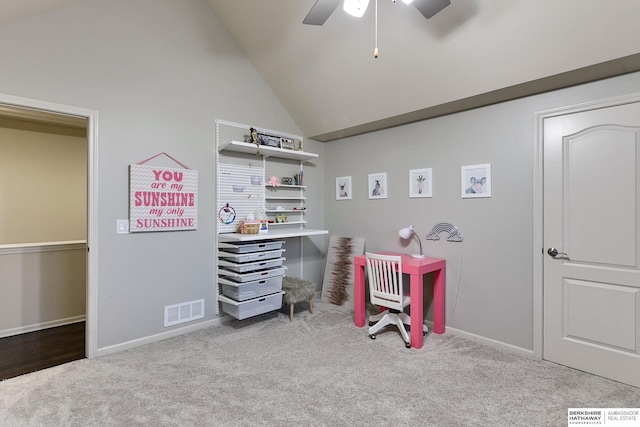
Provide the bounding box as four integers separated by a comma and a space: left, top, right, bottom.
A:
303, 0, 342, 25
412, 0, 451, 19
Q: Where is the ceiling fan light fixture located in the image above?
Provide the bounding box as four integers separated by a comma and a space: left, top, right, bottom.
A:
343, 0, 369, 18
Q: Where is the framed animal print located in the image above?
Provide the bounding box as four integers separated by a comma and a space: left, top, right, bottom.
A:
336, 176, 352, 200
409, 168, 432, 198
368, 172, 387, 200
461, 163, 491, 198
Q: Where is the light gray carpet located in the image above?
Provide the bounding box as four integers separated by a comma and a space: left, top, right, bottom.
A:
1, 301, 638, 426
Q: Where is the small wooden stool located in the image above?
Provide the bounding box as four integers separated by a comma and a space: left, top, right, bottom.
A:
282, 277, 315, 321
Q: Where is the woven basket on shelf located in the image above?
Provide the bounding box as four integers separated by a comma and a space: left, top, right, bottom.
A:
239, 222, 260, 234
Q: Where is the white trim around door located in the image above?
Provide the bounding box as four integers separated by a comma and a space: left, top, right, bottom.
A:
0, 93, 99, 359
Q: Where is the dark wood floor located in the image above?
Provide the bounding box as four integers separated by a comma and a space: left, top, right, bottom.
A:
0, 322, 85, 381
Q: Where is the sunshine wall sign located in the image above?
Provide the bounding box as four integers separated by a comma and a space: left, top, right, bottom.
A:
129, 153, 198, 232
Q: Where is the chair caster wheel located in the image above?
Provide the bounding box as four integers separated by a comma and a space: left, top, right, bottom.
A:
369, 334, 376, 340
369, 321, 375, 326
405, 342, 411, 348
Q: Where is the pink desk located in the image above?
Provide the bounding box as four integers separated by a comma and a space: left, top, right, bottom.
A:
353, 253, 446, 349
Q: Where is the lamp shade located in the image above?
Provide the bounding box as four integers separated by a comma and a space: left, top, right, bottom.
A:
343, 0, 369, 17
398, 225, 415, 240
398, 225, 425, 258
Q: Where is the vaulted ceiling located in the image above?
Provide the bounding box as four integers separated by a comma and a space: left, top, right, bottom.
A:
3, 0, 640, 141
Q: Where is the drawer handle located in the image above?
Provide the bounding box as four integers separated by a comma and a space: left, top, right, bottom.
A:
258, 280, 266, 285
261, 272, 269, 276
258, 298, 266, 302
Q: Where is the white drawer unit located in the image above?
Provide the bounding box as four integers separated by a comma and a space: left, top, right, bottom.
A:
218, 292, 285, 320
218, 257, 285, 273
219, 276, 283, 301
218, 248, 285, 263
216, 238, 286, 319
218, 241, 285, 254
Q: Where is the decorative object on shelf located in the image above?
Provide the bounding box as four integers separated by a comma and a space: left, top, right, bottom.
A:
425, 222, 463, 242
238, 220, 259, 234
276, 214, 288, 223
321, 236, 366, 306
281, 176, 294, 185
280, 138, 294, 150
461, 163, 491, 198
368, 172, 387, 199
336, 176, 352, 200
398, 225, 425, 258
218, 203, 236, 225
267, 176, 280, 187
255, 207, 269, 233
409, 168, 433, 198
258, 133, 280, 147
295, 140, 303, 151
294, 171, 304, 186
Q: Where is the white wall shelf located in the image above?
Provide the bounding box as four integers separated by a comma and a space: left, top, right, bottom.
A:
265, 196, 306, 200
266, 184, 306, 189
219, 140, 318, 161
218, 229, 328, 242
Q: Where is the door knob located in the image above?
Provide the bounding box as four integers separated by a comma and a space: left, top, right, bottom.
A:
547, 247, 568, 258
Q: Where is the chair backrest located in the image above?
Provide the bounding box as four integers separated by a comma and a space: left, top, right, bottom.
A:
365, 252, 404, 311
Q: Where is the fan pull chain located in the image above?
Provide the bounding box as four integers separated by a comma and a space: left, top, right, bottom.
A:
373, 0, 379, 58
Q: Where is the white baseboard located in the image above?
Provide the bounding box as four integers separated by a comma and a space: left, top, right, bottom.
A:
94, 317, 226, 358
0, 315, 86, 339
431, 322, 536, 359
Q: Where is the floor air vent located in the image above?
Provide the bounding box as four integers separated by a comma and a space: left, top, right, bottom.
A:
164, 299, 204, 327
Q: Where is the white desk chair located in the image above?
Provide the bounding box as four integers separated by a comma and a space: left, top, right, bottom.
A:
365, 252, 427, 348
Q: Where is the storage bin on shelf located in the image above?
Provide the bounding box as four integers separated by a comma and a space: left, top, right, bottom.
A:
217, 292, 284, 320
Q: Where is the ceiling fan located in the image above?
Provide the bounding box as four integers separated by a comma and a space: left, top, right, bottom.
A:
303, 0, 451, 26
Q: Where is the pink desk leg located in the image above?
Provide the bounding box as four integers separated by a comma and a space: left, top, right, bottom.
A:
432, 267, 445, 334
410, 273, 424, 349
354, 263, 366, 327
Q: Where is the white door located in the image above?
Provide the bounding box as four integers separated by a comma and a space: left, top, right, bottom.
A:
543, 99, 640, 388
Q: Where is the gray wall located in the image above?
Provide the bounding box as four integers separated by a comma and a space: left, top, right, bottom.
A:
323, 72, 640, 351
0, 0, 322, 350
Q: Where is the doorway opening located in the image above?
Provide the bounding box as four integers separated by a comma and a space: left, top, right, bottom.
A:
0, 94, 97, 378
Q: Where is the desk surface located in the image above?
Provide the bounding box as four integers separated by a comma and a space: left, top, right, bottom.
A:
353, 253, 446, 273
